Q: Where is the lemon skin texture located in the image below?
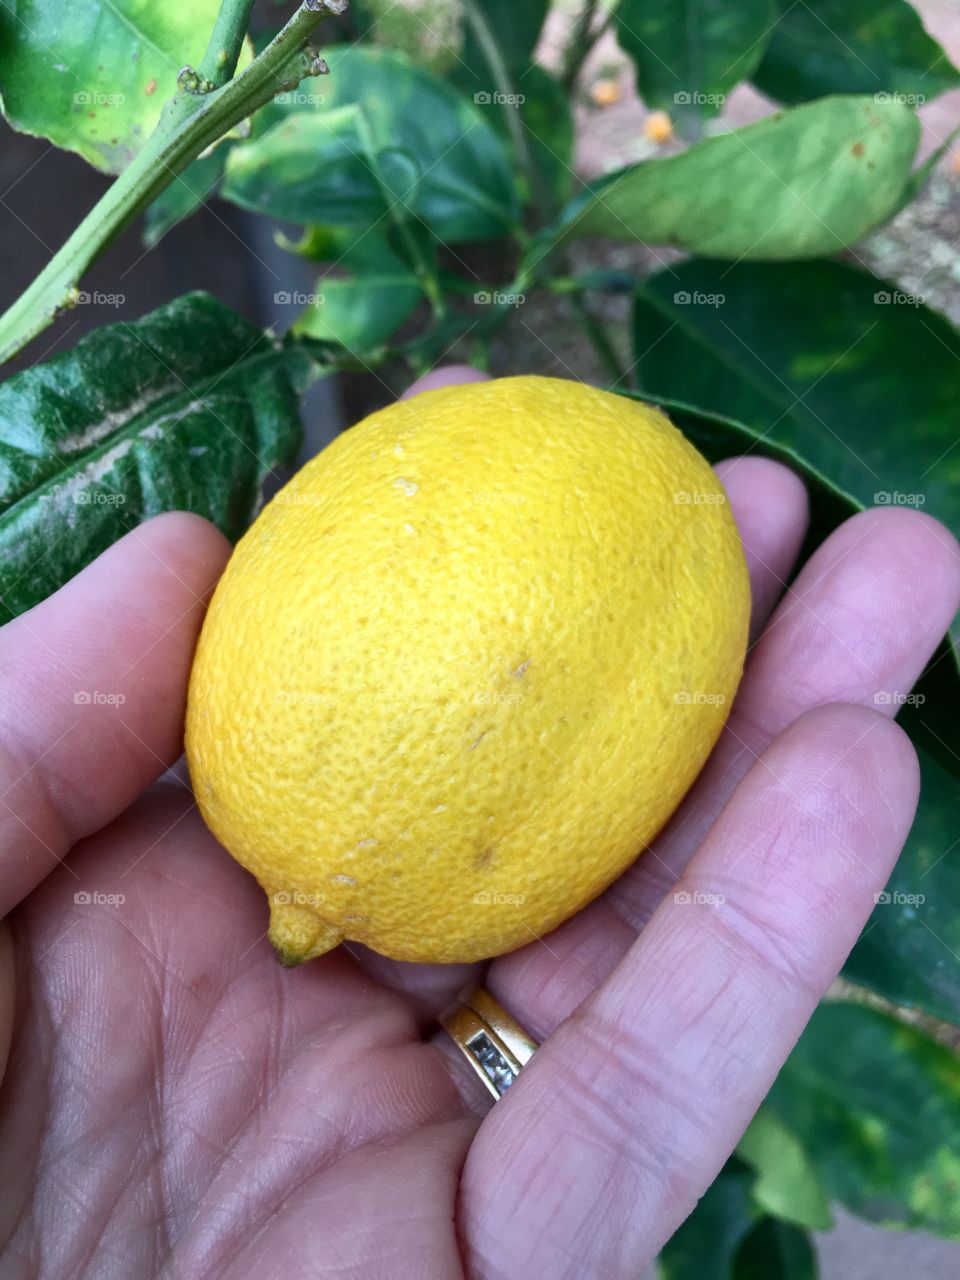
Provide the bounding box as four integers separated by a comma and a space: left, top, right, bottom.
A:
186, 376, 749, 965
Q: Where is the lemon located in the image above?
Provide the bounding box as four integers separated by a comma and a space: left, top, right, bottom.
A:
186, 376, 749, 965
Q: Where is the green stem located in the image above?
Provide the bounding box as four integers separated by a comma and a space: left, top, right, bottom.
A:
570, 293, 630, 386
0, 0, 342, 366
199, 0, 258, 87
352, 111, 445, 316
561, 0, 618, 92
459, 0, 553, 226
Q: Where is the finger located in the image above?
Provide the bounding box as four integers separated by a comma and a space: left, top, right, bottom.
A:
461, 704, 919, 1280
0, 921, 12, 1084
402, 365, 490, 399
0, 513, 230, 915
630, 508, 960, 895
713, 456, 808, 641
487, 508, 960, 1039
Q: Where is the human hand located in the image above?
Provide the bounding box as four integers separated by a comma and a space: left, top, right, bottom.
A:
0, 369, 957, 1279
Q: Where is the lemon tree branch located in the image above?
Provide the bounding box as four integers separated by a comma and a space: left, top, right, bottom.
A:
0, 0, 347, 366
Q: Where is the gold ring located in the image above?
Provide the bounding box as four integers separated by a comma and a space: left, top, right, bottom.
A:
441, 988, 539, 1099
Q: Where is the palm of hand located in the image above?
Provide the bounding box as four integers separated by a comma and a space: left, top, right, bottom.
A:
0, 382, 957, 1280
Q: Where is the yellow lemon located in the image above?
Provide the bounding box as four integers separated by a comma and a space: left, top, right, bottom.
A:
186, 376, 749, 965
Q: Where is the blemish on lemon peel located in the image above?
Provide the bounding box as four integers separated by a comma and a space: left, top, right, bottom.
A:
185, 377, 749, 965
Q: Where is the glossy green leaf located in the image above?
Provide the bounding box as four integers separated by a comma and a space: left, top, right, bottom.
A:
512, 65, 575, 207
562, 96, 920, 258
0, 293, 309, 623
632, 259, 960, 529
733, 1218, 818, 1280
0, 0, 248, 173
738, 1109, 833, 1231
754, 0, 960, 107
843, 746, 960, 1022
768, 1002, 960, 1237
142, 148, 227, 248
223, 106, 394, 229
222, 45, 520, 243
630, 256, 960, 735
615, 0, 776, 121
293, 271, 421, 350
619, 391, 960, 1021
458, 0, 549, 82
293, 235, 424, 350
658, 1161, 760, 1280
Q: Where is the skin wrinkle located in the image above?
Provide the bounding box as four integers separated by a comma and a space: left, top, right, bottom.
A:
215, 1123, 464, 1280
0, 400, 957, 1279
0, 927, 52, 1257
167, 998, 461, 1275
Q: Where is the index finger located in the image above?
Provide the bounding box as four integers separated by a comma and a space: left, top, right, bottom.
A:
0, 513, 229, 916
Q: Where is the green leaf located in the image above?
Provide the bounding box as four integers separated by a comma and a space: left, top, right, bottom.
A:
658, 1161, 760, 1280
0, 293, 309, 624
768, 1002, 960, 1237
511, 65, 575, 207
843, 746, 960, 1022
753, 0, 960, 107
458, 0, 549, 82
733, 1218, 818, 1280
223, 106, 393, 229
292, 236, 424, 350
614, 0, 776, 122
630, 257, 960, 762
561, 95, 920, 258
293, 272, 422, 350
738, 1109, 834, 1230
630, 258, 960, 561
142, 148, 227, 248
0, 0, 248, 174
222, 45, 520, 243
618, 391, 960, 1021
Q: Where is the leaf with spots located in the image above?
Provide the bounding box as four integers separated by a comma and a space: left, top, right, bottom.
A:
0, 292, 310, 623
0, 0, 251, 173
560, 95, 920, 258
